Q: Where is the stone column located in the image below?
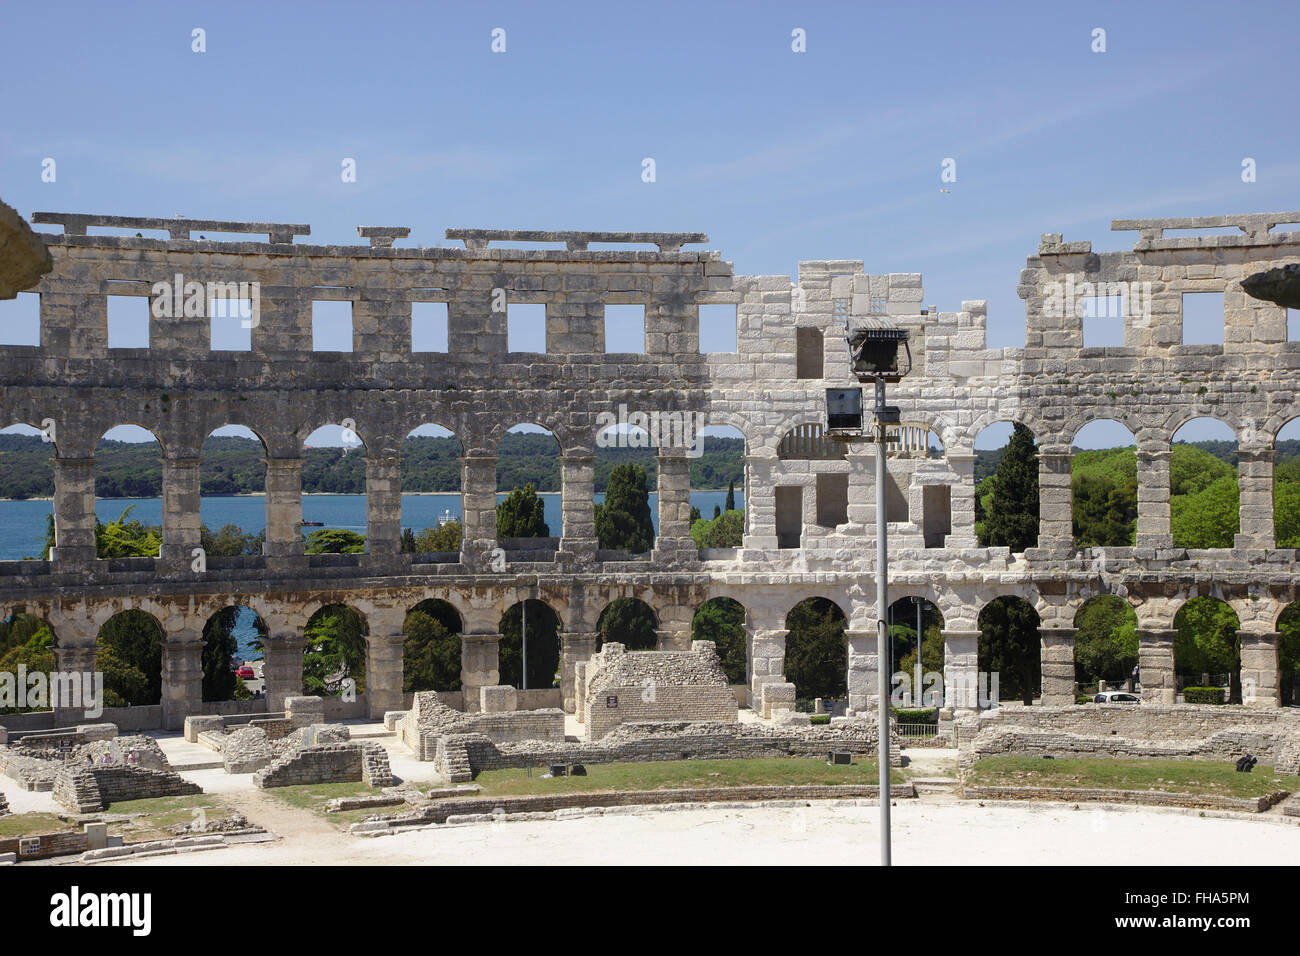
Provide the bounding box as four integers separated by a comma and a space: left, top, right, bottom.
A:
460, 632, 500, 713
263, 458, 304, 558
365, 632, 405, 719
748, 627, 786, 709
52, 457, 97, 566
560, 631, 599, 713
742, 456, 778, 550
653, 449, 694, 562
945, 453, 978, 548
161, 457, 201, 568
262, 632, 307, 712
1035, 446, 1074, 554
161, 638, 204, 731
1135, 443, 1173, 548
845, 628, 878, 715
1137, 628, 1177, 705
1238, 630, 1281, 708
557, 454, 597, 565
52, 644, 98, 726
1235, 444, 1274, 549
1039, 627, 1076, 706
364, 454, 402, 556
459, 455, 497, 568
942, 629, 980, 713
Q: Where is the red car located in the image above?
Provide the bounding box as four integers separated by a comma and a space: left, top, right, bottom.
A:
235, 665, 255, 679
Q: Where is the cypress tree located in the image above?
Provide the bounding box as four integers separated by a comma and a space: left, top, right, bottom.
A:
594, 463, 655, 553
982, 423, 1040, 553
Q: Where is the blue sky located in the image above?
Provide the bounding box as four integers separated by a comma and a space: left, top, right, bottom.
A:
3, 0, 1298, 449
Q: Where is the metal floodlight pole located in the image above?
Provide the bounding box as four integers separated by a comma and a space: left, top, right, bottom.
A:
915, 595, 923, 703
521, 599, 528, 692
874, 377, 891, 868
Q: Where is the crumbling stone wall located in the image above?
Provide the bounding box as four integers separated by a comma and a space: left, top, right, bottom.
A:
52, 764, 201, 812
581, 641, 738, 739
399, 690, 565, 759
252, 742, 393, 789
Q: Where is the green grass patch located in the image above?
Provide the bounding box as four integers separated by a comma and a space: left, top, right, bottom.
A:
967, 756, 1296, 800
0, 812, 75, 838
472, 758, 907, 797
103, 793, 240, 843
265, 781, 380, 819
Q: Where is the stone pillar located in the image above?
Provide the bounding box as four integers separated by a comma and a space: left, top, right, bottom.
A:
845, 627, 878, 715
557, 454, 597, 565
1039, 628, 1076, 706
1036, 446, 1074, 554
365, 454, 402, 555
263, 458, 304, 558
262, 632, 307, 712
560, 631, 598, 713
653, 449, 694, 562
161, 457, 201, 567
460, 633, 500, 713
945, 453, 978, 548
161, 638, 204, 731
52, 644, 98, 726
1137, 628, 1177, 705
1238, 630, 1281, 708
1235, 444, 1274, 549
741, 456, 778, 550
748, 627, 786, 709
52, 457, 97, 566
942, 629, 980, 713
1135, 443, 1173, 548
459, 455, 497, 567
365, 632, 405, 718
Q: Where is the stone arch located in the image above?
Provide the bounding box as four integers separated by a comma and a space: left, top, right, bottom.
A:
1070, 419, 1138, 548
977, 595, 1041, 705
1072, 594, 1138, 693
1173, 595, 1241, 703
1274, 602, 1300, 706
597, 597, 659, 651
199, 425, 269, 555
496, 422, 561, 539
400, 422, 463, 555
1169, 417, 1238, 549
783, 596, 848, 701
200, 604, 267, 702
96, 608, 164, 707
302, 603, 369, 697
972, 421, 1040, 553
402, 598, 463, 693
499, 598, 562, 689
300, 423, 368, 550
886, 595, 945, 693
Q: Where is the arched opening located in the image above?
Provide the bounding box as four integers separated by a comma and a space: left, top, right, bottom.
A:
887, 596, 944, 703
95, 425, 163, 558
783, 597, 848, 703
689, 425, 745, 548
302, 604, 367, 696
497, 424, 560, 540
594, 422, 656, 554
1274, 603, 1300, 706
691, 597, 746, 685
1070, 420, 1137, 547
978, 596, 1041, 705
201, 606, 266, 701
597, 597, 658, 651
400, 424, 463, 556
499, 599, 561, 689
302, 424, 368, 552
974, 422, 1039, 553
200, 426, 267, 558
1170, 417, 1238, 549
96, 610, 163, 707
0, 424, 55, 561
403, 599, 463, 693
1274, 418, 1300, 548
1072, 595, 1138, 695
1173, 596, 1241, 703
0, 612, 55, 712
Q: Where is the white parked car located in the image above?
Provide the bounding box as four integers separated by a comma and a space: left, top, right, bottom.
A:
1093, 691, 1140, 703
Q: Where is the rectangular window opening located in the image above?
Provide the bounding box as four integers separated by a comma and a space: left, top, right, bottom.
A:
815, 473, 848, 528
507, 302, 546, 353
311, 300, 354, 352
412, 302, 450, 353
699, 303, 738, 353
775, 486, 802, 549
1081, 294, 1126, 348
604, 304, 646, 354
796, 326, 824, 379
209, 296, 254, 351
1181, 291, 1225, 344
107, 294, 150, 348
1288, 309, 1300, 342
0, 292, 40, 346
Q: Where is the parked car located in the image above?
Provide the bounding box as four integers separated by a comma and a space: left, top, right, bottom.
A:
1093, 691, 1140, 703
236, 665, 255, 679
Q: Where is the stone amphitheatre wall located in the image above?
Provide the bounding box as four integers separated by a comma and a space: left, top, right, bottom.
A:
2, 209, 1300, 728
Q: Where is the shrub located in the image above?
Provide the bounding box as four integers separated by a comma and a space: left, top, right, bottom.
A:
893, 707, 937, 724
1183, 686, 1226, 705
1075, 694, 1095, 704
810, 714, 831, 725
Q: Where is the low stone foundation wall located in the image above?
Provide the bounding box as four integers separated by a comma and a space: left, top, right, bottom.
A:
253, 742, 393, 789
960, 784, 1288, 813
399, 690, 566, 759
52, 765, 202, 813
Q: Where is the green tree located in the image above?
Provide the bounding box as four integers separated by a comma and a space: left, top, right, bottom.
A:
979, 424, 1039, 553
784, 598, 848, 699
1073, 595, 1138, 686
96, 610, 163, 706
597, 598, 658, 651
304, 528, 366, 554
594, 463, 655, 553
1173, 596, 1241, 701
978, 597, 1040, 704
725, 480, 736, 512
95, 506, 162, 558
690, 509, 744, 548
1171, 474, 1238, 548
402, 600, 462, 692
499, 600, 560, 688
302, 605, 367, 696
0, 619, 55, 714
496, 485, 550, 538
201, 523, 265, 557
200, 607, 266, 702
690, 598, 747, 685
402, 520, 463, 553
